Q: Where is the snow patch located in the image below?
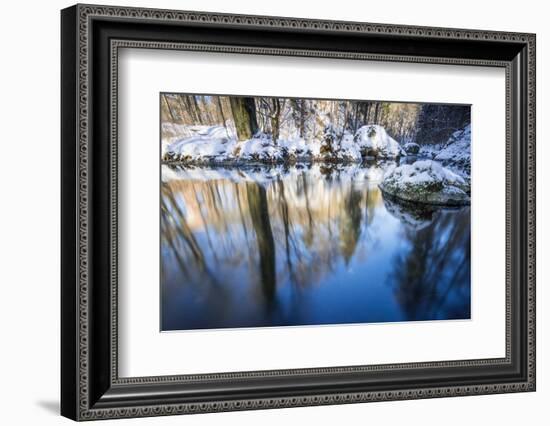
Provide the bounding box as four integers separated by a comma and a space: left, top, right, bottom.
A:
162, 124, 235, 158
164, 126, 237, 163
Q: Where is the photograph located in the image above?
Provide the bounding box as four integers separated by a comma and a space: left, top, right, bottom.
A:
160, 94, 472, 331
56, 3, 537, 420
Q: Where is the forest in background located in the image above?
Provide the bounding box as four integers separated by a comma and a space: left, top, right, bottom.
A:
161, 93, 470, 146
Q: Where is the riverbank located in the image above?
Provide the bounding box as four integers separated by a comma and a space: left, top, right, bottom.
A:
162, 124, 406, 164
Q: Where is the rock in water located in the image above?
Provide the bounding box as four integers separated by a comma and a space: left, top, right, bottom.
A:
403, 142, 420, 155
379, 160, 470, 206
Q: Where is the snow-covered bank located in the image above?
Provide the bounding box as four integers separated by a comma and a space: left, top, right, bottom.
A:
160, 124, 236, 157
161, 125, 235, 160
434, 124, 471, 177
379, 160, 470, 206
163, 124, 405, 164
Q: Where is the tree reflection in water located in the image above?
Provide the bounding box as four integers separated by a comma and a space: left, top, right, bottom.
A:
160, 163, 470, 331
384, 197, 471, 321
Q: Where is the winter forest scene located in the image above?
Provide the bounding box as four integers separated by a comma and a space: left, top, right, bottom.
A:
160, 93, 471, 331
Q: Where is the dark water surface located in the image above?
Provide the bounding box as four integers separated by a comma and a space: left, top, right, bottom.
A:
160, 162, 471, 331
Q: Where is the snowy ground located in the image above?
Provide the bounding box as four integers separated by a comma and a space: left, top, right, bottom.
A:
434, 124, 471, 177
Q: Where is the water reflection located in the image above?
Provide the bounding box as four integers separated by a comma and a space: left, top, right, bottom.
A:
161, 163, 470, 331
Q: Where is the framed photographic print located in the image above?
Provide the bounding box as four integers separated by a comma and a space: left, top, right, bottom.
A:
61, 4, 536, 421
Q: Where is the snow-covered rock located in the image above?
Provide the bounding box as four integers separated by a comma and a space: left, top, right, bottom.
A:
164, 129, 281, 163
279, 137, 311, 158
354, 125, 405, 159
161, 123, 215, 157
379, 160, 470, 206
317, 125, 339, 158
333, 132, 362, 162
434, 124, 471, 176
403, 142, 420, 155
417, 143, 441, 159
163, 126, 237, 163
234, 134, 283, 163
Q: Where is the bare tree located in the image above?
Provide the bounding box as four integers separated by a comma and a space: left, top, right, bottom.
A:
229, 97, 258, 141
161, 94, 178, 123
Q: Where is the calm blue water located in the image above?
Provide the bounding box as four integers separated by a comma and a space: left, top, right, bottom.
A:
160, 162, 470, 331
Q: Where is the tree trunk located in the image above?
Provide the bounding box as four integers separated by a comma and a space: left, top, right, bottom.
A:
374, 103, 381, 124
201, 95, 213, 124
229, 97, 258, 141
175, 95, 194, 124
270, 98, 281, 143
364, 103, 371, 124
182, 95, 199, 124
298, 99, 306, 138
192, 96, 204, 125
161, 94, 178, 123
215, 96, 231, 138
343, 102, 350, 131
353, 102, 359, 132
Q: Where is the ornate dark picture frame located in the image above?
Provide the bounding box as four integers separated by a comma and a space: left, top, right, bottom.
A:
61, 4, 536, 421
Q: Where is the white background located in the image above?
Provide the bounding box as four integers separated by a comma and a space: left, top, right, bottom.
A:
119, 50, 506, 377
0, 0, 547, 425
